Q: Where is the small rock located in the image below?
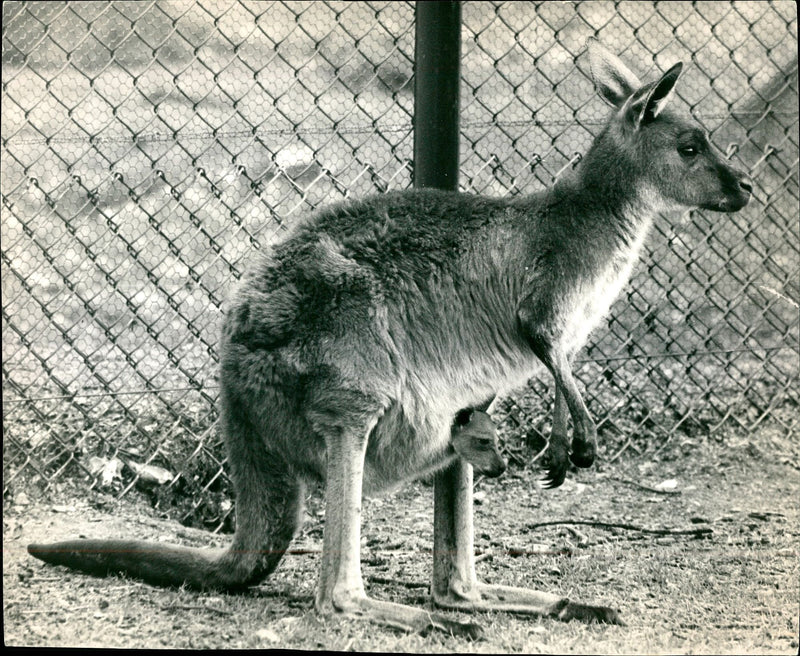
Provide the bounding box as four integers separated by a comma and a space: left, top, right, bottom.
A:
88, 456, 124, 486
274, 617, 300, 629
255, 628, 280, 643
655, 478, 678, 491
101, 458, 124, 486
473, 491, 486, 505
127, 461, 173, 486
88, 456, 106, 475
16, 492, 30, 506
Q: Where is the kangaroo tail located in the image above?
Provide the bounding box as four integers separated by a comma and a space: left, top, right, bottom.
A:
28, 470, 305, 591
28, 463, 305, 591
28, 385, 308, 591
29, 432, 305, 591
27, 539, 238, 590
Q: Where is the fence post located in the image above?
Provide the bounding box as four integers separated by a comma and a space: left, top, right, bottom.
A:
413, 0, 462, 191
414, 0, 475, 607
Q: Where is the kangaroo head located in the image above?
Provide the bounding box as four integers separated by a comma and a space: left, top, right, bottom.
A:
585, 38, 751, 213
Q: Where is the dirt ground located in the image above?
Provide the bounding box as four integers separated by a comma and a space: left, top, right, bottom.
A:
4, 434, 799, 652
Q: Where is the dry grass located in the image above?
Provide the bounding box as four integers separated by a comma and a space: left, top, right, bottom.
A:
4, 433, 798, 652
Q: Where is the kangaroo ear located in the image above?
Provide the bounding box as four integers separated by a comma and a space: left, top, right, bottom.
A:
627, 62, 683, 128
586, 38, 642, 107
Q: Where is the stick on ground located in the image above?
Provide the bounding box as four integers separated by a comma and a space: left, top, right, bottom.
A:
526, 520, 712, 537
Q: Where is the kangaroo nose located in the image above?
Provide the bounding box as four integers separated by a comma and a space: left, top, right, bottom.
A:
739, 178, 753, 195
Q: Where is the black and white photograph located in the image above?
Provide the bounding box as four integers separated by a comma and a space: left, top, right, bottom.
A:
2, 0, 798, 651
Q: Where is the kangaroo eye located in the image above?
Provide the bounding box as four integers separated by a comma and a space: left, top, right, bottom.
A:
679, 145, 698, 158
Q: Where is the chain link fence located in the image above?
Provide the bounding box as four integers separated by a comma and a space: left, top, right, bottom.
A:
3, 0, 798, 531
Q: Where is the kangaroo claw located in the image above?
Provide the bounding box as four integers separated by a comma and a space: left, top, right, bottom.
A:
540, 467, 567, 489
541, 438, 569, 489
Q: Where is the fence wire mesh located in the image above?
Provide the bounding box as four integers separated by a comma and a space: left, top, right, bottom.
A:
2, 0, 798, 531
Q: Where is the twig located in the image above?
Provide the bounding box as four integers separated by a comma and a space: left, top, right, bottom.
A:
475, 550, 494, 564
747, 511, 785, 520
526, 520, 712, 537
160, 603, 233, 616
564, 525, 589, 546
611, 477, 681, 495
680, 621, 761, 630
286, 547, 320, 555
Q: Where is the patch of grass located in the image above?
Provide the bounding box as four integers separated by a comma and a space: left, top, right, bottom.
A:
5, 434, 798, 652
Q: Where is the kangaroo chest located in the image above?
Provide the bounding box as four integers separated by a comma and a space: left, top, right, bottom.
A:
561, 232, 648, 355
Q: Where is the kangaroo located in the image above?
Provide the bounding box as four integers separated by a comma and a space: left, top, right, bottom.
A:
450, 408, 506, 479
28, 40, 751, 638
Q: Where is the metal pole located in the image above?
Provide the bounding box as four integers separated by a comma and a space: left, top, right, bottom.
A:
413, 0, 472, 604
413, 0, 462, 191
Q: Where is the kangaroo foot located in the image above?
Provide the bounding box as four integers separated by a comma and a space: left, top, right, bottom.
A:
434, 582, 622, 625
319, 593, 484, 639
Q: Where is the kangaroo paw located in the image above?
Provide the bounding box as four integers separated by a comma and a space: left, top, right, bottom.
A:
569, 437, 596, 468
541, 437, 570, 488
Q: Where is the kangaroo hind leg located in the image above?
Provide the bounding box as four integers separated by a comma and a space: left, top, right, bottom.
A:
309, 389, 483, 639
433, 461, 622, 624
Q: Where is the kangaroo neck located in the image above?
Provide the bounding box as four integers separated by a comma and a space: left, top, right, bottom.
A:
538, 153, 655, 249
